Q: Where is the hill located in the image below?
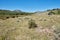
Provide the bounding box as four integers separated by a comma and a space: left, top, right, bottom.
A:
0, 8, 60, 40
0, 9, 34, 20
47, 8, 60, 15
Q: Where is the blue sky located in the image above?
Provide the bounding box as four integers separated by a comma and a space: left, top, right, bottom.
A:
0, 0, 60, 12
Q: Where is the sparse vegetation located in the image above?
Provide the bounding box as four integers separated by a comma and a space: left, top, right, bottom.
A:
0, 8, 60, 40
52, 25, 60, 40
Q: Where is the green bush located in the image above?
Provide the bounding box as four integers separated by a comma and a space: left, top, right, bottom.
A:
48, 11, 55, 15
28, 19, 37, 29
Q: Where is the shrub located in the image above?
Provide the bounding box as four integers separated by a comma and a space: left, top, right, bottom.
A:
6, 17, 9, 19
16, 16, 18, 17
12, 16, 15, 18
28, 19, 37, 29
48, 11, 55, 15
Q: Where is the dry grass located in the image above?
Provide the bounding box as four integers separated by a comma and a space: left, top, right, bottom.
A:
0, 12, 60, 40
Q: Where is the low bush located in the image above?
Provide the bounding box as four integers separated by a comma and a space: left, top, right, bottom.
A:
28, 19, 37, 29
12, 16, 15, 18
48, 11, 55, 15
6, 17, 9, 19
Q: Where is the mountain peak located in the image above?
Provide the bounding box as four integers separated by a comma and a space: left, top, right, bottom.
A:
13, 10, 22, 12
